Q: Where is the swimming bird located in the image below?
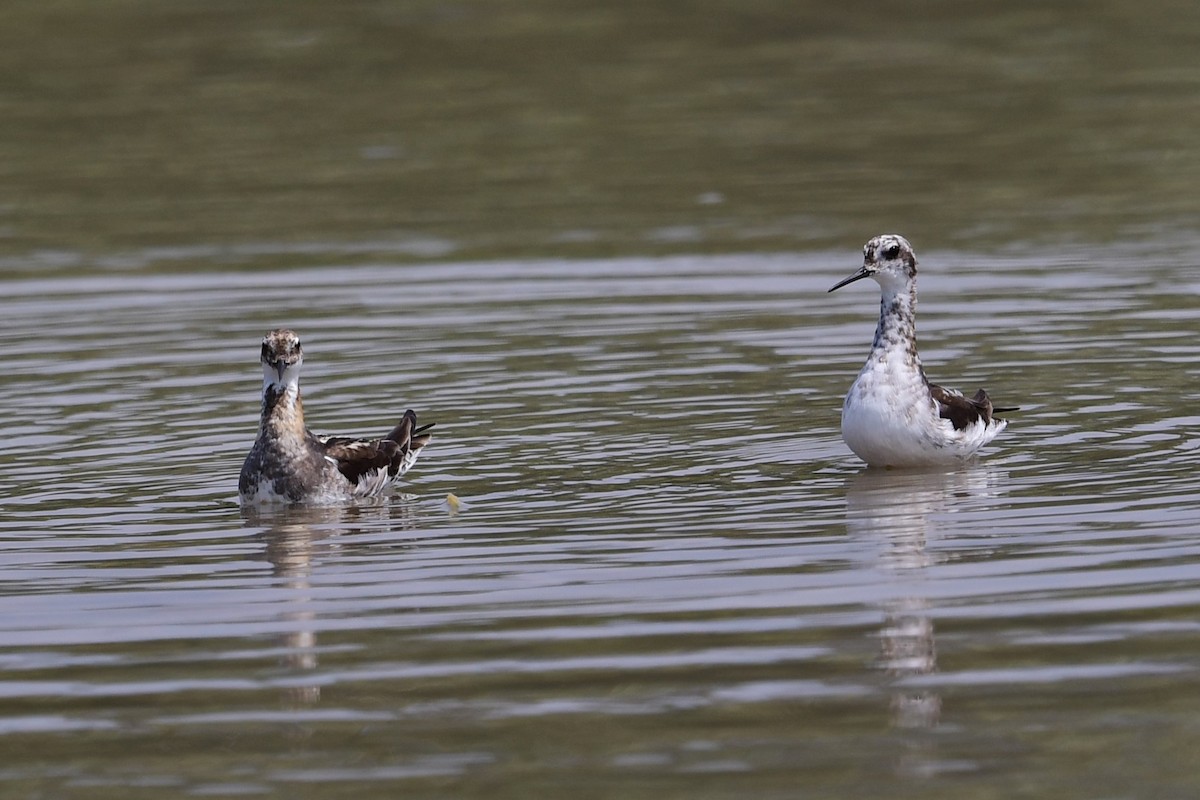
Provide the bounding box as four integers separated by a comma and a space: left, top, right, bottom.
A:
828, 234, 1014, 468
239, 329, 434, 504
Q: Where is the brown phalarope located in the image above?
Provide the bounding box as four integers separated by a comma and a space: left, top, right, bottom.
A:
238, 329, 434, 504
828, 234, 1014, 468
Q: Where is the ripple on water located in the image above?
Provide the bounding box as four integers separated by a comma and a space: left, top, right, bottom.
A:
1, 247, 1199, 793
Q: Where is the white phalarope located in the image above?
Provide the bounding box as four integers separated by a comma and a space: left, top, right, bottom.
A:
828, 234, 1015, 468
238, 329, 434, 504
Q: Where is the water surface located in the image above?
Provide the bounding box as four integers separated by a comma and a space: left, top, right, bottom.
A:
3, 243, 1200, 798
3, 1, 1200, 259
4, 1, 1200, 797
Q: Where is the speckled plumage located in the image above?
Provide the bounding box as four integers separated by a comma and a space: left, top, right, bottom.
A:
238, 329, 433, 505
829, 234, 1012, 468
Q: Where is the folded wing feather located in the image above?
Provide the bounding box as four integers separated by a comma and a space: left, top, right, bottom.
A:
929, 384, 996, 431
316, 409, 435, 487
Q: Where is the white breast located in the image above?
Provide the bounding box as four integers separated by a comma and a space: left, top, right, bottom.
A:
841, 361, 1003, 468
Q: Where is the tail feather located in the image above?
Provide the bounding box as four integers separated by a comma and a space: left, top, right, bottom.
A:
385, 409, 434, 479
971, 388, 1019, 418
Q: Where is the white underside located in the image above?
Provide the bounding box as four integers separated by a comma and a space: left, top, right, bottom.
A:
841, 362, 1005, 468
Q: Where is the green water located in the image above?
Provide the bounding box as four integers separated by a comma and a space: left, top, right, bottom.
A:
4, 2, 1200, 799
2, 1, 1199, 264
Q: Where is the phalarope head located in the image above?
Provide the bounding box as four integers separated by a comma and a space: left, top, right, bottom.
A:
829, 234, 917, 294
260, 328, 303, 390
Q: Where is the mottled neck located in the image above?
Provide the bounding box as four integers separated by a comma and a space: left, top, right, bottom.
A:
870, 282, 923, 372
260, 384, 307, 440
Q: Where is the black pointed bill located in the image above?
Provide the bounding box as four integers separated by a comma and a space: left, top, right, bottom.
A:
828, 266, 871, 293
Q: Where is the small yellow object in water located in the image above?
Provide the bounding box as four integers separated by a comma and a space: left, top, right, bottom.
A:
445, 493, 462, 514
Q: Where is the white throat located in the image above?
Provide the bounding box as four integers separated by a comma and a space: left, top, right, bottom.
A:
262, 360, 302, 398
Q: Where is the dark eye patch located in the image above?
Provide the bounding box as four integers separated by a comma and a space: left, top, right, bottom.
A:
883, 244, 901, 259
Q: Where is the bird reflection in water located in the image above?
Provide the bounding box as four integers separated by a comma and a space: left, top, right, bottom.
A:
244, 501, 425, 709
843, 467, 1001, 732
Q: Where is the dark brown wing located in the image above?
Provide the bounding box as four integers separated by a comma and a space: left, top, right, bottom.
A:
319, 435, 400, 485
317, 409, 435, 485
382, 409, 435, 478
929, 384, 998, 431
